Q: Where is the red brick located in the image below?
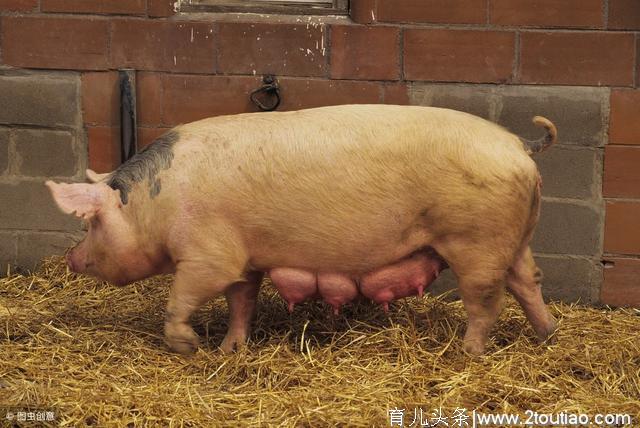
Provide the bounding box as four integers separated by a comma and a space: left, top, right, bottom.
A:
148, 0, 175, 17
0, 0, 37, 12
608, 0, 640, 30
278, 78, 381, 111
610, 89, 640, 144
1, 17, 109, 70
331, 26, 399, 81
81, 72, 119, 126
136, 72, 163, 126
42, 0, 145, 14
604, 201, 640, 255
138, 127, 172, 149
87, 126, 121, 173
603, 146, 640, 198
637, 34, 640, 88
383, 83, 410, 105
404, 29, 515, 83
161, 74, 262, 126
217, 23, 327, 77
111, 19, 215, 73
601, 258, 640, 307
349, 0, 377, 24
377, 0, 486, 24
519, 32, 634, 86
490, 0, 603, 28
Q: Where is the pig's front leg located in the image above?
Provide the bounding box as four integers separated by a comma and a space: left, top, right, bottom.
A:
220, 271, 263, 353
165, 261, 245, 354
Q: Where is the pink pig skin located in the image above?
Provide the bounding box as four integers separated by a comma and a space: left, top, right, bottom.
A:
47, 105, 558, 356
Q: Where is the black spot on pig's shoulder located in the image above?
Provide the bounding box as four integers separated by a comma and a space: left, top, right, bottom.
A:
150, 178, 162, 199
107, 130, 179, 205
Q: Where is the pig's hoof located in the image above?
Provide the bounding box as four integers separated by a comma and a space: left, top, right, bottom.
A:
536, 316, 558, 344
165, 323, 200, 355
462, 340, 486, 356
219, 334, 247, 354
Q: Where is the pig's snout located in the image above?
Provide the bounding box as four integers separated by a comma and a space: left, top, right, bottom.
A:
66, 248, 88, 273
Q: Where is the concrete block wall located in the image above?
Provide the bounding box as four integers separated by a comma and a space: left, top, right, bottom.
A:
0, 0, 638, 306
0, 72, 85, 272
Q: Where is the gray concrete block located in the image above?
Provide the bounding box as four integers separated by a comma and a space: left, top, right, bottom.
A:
409, 84, 495, 120
531, 200, 603, 256
0, 129, 8, 175
497, 86, 608, 147
408, 84, 608, 147
0, 231, 17, 276
535, 146, 602, 200
0, 74, 79, 127
427, 255, 600, 304
418, 255, 599, 304
16, 232, 77, 272
0, 181, 80, 231
14, 129, 76, 177
535, 255, 601, 303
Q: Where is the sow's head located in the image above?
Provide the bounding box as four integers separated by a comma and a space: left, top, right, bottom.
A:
46, 170, 148, 286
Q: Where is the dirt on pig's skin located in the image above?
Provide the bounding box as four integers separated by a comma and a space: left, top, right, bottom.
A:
46, 104, 558, 356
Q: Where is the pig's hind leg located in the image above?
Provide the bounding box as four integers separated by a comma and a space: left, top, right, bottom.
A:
457, 269, 506, 356
220, 271, 263, 353
435, 241, 509, 356
506, 246, 557, 342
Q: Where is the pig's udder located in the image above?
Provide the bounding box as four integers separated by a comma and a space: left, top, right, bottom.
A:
268, 250, 445, 314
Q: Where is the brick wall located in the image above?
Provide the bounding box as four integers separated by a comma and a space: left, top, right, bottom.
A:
0, 0, 638, 306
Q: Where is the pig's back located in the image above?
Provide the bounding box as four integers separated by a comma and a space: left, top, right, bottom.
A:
168, 105, 537, 273
179, 104, 524, 163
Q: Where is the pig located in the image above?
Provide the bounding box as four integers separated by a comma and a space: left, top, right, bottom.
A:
46, 104, 558, 356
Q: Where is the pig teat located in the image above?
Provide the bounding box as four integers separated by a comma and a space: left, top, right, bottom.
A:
268, 250, 445, 314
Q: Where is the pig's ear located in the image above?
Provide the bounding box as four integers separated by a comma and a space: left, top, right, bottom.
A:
86, 169, 111, 183
46, 181, 112, 219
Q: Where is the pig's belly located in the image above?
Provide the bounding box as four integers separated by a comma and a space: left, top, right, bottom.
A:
269, 249, 445, 314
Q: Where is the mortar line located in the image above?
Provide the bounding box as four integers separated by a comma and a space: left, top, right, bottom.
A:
324, 21, 331, 79
603, 143, 640, 148
486, 0, 491, 26
76, 71, 88, 182
602, 253, 640, 261
398, 25, 404, 82
603, 196, 640, 203
0, 124, 77, 132
541, 195, 604, 205
212, 20, 220, 74
6, 129, 16, 176
633, 33, 638, 88
6, 229, 81, 236
531, 253, 601, 261
513, 30, 520, 83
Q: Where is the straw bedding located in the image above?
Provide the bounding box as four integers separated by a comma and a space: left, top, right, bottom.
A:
1, 257, 638, 427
